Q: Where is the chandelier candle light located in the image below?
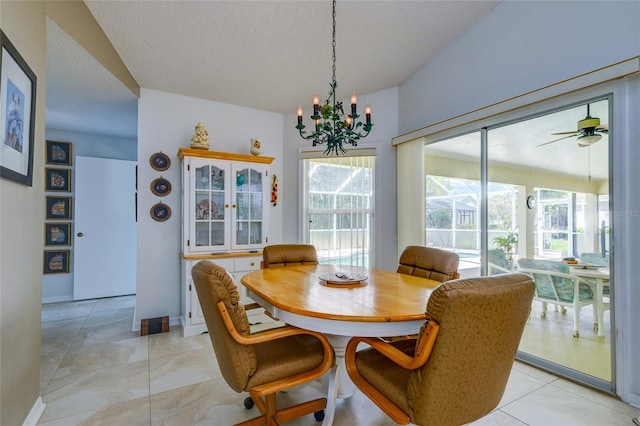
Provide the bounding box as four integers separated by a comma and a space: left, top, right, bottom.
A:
296, 0, 373, 155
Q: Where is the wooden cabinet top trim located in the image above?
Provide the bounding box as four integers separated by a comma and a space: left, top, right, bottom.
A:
177, 148, 274, 164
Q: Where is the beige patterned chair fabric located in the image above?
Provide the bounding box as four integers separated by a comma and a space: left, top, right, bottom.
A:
397, 245, 460, 282
262, 244, 318, 268
345, 273, 535, 426
191, 260, 334, 424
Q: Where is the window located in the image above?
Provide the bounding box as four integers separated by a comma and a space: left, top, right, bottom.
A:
302, 154, 375, 267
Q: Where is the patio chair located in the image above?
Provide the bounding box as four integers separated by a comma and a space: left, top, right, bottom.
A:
344, 273, 535, 425
397, 246, 460, 282
517, 258, 596, 337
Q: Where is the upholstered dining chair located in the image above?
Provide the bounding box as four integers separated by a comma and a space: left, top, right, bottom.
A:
261, 244, 319, 268
191, 260, 334, 425
345, 273, 535, 426
397, 245, 460, 282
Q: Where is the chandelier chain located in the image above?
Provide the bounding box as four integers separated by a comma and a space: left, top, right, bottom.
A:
332, 0, 337, 89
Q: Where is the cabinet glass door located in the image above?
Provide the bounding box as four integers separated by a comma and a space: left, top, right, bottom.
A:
234, 166, 264, 248
194, 162, 227, 249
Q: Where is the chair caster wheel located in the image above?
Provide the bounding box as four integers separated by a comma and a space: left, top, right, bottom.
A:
314, 410, 325, 422
573, 331, 580, 338
244, 397, 254, 409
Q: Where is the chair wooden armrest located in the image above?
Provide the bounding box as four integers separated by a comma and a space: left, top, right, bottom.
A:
346, 321, 439, 371
217, 301, 335, 397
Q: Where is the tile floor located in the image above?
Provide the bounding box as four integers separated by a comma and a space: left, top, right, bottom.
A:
39, 296, 640, 425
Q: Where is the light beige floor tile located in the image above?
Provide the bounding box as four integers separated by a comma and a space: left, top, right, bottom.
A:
41, 328, 79, 354
71, 317, 139, 348
40, 360, 149, 423
550, 378, 640, 418
38, 397, 150, 426
149, 347, 222, 395
511, 360, 558, 383
501, 383, 634, 425
92, 295, 136, 312
40, 349, 67, 382
54, 335, 149, 378
148, 326, 211, 359
83, 307, 135, 328
470, 409, 527, 425
41, 317, 86, 333
38, 397, 151, 426
498, 365, 554, 407
150, 379, 256, 426
42, 300, 96, 322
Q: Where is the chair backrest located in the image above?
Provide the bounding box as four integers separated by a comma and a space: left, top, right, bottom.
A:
579, 252, 609, 267
407, 273, 535, 425
397, 246, 460, 282
517, 258, 592, 302
488, 248, 513, 274
262, 244, 318, 268
191, 260, 257, 392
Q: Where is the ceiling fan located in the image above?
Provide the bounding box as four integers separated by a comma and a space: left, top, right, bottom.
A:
537, 104, 608, 148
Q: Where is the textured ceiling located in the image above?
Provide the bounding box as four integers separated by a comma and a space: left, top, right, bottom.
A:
82, 0, 500, 115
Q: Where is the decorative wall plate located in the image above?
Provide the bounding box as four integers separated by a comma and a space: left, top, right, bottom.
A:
149, 152, 171, 171
150, 202, 171, 222
150, 177, 172, 196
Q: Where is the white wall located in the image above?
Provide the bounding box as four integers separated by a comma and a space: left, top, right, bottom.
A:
399, 1, 639, 134
0, 2, 46, 424
136, 88, 284, 325
395, 0, 640, 406
42, 129, 136, 302
281, 87, 400, 271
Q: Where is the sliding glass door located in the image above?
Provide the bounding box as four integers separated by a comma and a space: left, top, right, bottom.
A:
424, 97, 613, 391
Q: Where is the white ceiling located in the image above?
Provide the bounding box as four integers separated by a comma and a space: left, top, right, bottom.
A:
45, 1, 500, 138
44, 1, 610, 181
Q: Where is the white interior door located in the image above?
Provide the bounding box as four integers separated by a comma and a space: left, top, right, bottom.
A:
73, 156, 137, 300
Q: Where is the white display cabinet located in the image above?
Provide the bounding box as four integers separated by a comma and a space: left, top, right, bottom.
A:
177, 148, 274, 336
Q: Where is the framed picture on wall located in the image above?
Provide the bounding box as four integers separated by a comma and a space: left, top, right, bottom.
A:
43, 250, 70, 274
44, 223, 71, 246
0, 30, 37, 186
46, 196, 72, 220
46, 140, 72, 166
45, 168, 71, 192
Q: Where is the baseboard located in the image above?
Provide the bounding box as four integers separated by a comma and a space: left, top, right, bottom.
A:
22, 396, 46, 426
42, 295, 73, 304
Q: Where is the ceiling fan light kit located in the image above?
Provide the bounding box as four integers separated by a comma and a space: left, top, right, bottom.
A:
538, 103, 608, 148
577, 133, 602, 147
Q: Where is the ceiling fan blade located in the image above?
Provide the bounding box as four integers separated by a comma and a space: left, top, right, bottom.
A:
597, 124, 608, 133
551, 131, 581, 135
536, 134, 578, 147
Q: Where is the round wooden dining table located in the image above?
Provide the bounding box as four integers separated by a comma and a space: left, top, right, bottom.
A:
240, 264, 441, 425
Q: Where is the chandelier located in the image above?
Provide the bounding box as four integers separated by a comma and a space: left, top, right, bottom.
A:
296, 0, 373, 155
